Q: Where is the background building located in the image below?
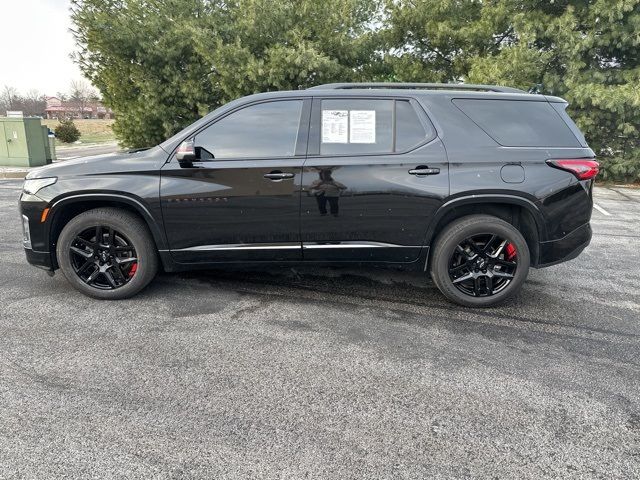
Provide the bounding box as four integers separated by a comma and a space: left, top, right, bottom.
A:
45, 96, 113, 119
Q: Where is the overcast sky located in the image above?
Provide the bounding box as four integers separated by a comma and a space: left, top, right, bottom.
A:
2, 0, 85, 96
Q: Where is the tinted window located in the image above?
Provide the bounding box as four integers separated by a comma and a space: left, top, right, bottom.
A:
453, 99, 581, 147
396, 100, 429, 151
195, 100, 303, 159
320, 99, 393, 155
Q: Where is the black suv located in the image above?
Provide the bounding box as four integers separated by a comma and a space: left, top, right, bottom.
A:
20, 83, 598, 307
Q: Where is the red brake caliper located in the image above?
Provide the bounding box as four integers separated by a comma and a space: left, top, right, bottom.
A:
505, 243, 517, 261
128, 263, 138, 277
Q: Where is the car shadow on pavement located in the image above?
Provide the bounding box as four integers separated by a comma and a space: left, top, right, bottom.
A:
143, 266, 639, 342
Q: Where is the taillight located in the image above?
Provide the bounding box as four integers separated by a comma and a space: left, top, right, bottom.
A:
546, 158, 599, 180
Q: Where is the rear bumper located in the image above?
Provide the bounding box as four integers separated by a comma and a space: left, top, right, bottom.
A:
24, 247, 54, 271
536, 223, 592, 268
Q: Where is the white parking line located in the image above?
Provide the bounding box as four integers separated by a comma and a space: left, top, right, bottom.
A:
593, 203, 611, 216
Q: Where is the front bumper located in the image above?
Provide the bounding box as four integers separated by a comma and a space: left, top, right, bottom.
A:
24, 247, 55, 271
536, 223, 592, 268
20, 191, 55, 271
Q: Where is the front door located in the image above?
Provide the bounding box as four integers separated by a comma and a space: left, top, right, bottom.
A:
300, 97, 449, 263
160, 98, 310, 264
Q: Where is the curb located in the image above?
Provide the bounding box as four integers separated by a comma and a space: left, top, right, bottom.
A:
0, 171, 28, 179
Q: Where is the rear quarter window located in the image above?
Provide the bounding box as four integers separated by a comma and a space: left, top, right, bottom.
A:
396, 100, 430, 151
452, 99, 581, 147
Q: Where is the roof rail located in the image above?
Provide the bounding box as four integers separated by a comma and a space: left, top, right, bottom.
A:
307, 82, 526, 94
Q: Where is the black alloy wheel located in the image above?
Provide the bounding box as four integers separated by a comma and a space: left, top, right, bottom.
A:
57, 208, 158, 299
69, 225, 138, 290
448, 234, 517, 297
430, 215, 530, 307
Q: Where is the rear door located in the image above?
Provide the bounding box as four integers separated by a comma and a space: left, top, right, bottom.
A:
160, 98, 310, 264
300, 96, 449, 263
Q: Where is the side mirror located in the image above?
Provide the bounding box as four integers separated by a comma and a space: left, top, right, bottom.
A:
176, 140, 197, 162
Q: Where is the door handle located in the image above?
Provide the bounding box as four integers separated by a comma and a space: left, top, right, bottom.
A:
409, 166, 440, 176
264, 172, 295, 180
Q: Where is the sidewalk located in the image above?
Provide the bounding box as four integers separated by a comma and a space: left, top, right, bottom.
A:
0, 166, 30, 179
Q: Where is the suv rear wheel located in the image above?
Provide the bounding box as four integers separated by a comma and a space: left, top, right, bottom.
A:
56, 208, 158, 299
430, 215, 530, 307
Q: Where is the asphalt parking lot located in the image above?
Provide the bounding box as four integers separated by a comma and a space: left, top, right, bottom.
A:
0, 180, 638, 479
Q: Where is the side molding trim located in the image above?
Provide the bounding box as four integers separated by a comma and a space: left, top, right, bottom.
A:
161, 241, 422, 252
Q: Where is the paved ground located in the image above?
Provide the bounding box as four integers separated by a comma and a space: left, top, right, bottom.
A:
0, 181, 638, 479
56, 142, 120, 161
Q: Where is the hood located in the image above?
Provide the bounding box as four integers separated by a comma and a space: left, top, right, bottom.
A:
25, 146, 167, 179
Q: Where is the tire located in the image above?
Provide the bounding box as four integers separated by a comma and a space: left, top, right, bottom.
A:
56, 208, 158, 299
430, 215, 530, 307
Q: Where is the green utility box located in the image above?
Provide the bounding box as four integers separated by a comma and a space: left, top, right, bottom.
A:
0, 117, 53, 167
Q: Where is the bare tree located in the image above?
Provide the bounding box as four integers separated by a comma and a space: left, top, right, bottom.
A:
0, 86, 19, 114
69, 79, 97, 118
23, 89, 46, 116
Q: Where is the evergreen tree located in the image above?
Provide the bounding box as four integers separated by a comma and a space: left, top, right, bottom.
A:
71, 0, 382, 148
72, 0, 640, 181
384, 0, 640, 181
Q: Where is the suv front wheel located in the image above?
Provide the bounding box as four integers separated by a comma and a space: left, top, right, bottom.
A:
56, 208, 158, 299
430, 215, 530, 307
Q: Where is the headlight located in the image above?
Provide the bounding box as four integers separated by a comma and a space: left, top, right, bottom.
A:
23, 177, 57, 195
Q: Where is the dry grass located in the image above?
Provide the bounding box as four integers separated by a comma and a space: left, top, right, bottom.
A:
43, 119, 116, 145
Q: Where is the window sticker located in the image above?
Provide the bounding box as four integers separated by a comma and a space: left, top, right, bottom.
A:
322, 110, 348, 143
349, 110, 376, 144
